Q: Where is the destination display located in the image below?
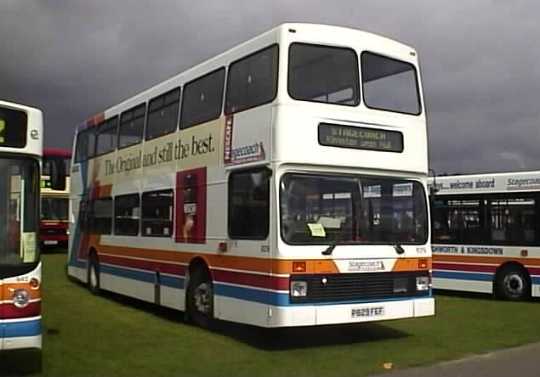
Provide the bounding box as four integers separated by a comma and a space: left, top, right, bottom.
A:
318, 123, 403, 152
0, 107, 27, 148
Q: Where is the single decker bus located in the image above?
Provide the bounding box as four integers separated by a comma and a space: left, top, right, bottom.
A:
68, 23, 434, 328
430, 171, 540, 300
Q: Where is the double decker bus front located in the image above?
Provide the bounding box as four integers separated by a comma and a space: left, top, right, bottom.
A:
270, 25, 434, 326
0, 103, 42, 350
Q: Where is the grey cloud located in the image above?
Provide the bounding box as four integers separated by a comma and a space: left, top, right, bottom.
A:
1, 0, 539, 174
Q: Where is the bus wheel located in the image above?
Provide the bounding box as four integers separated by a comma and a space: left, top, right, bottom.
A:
87, 254, 101, 295
496, 265, 530, 301
187, 268, 214, 328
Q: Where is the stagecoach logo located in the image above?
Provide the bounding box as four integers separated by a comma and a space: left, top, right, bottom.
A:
507, 177, 540, 190
348, 260, 385, 272
223, 114, 266, 166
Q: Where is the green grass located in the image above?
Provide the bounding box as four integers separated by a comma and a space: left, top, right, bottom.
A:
3, 252, 540, 377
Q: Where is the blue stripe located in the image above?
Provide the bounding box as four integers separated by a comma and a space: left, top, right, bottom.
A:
161, 274, 185, 289
2, 319, 41, 338
532, 276, 540, 285
100, 264, 184, 289
215, 284, 290, 306
434, 270, 493, 282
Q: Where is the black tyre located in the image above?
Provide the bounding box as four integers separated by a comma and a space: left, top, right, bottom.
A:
495, 265, 530, 301
187, 268, 214, 328
87, 253, 101, 295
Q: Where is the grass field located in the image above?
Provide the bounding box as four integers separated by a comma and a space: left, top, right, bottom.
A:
2, 252, 540, 377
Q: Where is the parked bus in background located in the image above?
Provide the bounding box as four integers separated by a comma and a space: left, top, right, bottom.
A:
429, 171, 540, 300
0, 100, 65, 351
40, 148, 71, 248
68, 23, 433, 328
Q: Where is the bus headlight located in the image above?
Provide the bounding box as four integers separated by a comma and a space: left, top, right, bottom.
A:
416, 276, 431, 291
12, 289, 30, 308
290, 281, 308, 297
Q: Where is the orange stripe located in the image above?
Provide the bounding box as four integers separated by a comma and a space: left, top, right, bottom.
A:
434, 254, 540, 266
1, 283, 41, 300
393, 258, 432, 272
90, 242, 339, 275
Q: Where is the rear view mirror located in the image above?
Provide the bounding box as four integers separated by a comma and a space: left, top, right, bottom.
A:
50, 158, 66, 191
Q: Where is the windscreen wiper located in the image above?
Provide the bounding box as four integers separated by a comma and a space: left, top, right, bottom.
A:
394, 243, 405, 255
322, 242, 336, 256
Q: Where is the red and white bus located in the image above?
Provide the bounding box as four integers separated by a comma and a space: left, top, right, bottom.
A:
0, 100, 65, 351
68, 24, 433, 328
41, 148, 71, 248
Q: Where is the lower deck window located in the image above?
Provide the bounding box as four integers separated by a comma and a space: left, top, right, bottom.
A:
114, 194, 140, 236
142, 190, 173, 237
90, 198, 112, 235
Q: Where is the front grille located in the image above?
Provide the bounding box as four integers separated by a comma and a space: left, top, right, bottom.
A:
290, 271, 429, 304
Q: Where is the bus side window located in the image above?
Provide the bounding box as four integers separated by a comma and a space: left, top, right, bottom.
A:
228, 168, 271, 240
95, 117, 118, 156
90, 197, 113, 235
180, 68, 225, 130
75, 128, 96, 163
225, 45, 279, 114
114, 194, 140, 236
141, 190, 173, 237
146, 88, 180, 140
119, 104, 146, 148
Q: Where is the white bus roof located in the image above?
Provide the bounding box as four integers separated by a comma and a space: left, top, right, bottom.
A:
429, 170, 540, 195
0, 100, 43, 157
79, 23, 418, 131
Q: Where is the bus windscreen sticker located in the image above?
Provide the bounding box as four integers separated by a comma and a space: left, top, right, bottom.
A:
318, 123, 403, 152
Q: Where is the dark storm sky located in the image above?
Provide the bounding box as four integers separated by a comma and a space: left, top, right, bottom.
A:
1, 0, 539, 174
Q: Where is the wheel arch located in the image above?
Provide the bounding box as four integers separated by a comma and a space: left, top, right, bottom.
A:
184, 256, 213, 300
494, 260, 531, 298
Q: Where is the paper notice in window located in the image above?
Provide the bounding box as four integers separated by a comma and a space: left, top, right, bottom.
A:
308, 223, 326, 237
22, 232, 37, 263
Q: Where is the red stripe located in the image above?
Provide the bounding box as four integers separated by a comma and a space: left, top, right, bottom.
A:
0, 301, 41, 319
212, 269, 289, 291
99, 254, 186, 276
527, 267, 540, 275
433, 262, 497, 273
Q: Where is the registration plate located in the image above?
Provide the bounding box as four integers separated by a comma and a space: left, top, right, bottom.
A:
351, 306, 385, 318
44, 240, 58, 245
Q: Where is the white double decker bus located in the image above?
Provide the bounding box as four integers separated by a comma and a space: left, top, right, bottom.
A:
68, 23, 433, 328
430, 171, 540, 300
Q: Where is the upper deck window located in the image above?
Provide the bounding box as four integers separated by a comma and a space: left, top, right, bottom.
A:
180, 68, 225, 129
95, 117, 118, 156
288, 43, 360, 106
74, 128, 95, 163
361, 52, 421, 115
225, 45, 279, 114
119, 104, 146, 148
146, 88, 180, 140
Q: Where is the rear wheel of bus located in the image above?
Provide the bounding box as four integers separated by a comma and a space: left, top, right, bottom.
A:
87, 252, 101, 295
495, 264, 530, 301
187, 267, 214, 328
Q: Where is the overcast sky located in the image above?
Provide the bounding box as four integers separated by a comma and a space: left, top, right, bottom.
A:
1, 0, 539, 175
